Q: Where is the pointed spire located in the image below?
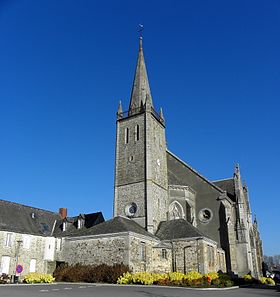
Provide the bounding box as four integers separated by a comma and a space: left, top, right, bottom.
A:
117, 100, 123, 119
129, 37, 153, 113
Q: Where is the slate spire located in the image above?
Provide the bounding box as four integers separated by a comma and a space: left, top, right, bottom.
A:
129, 37, 153, 112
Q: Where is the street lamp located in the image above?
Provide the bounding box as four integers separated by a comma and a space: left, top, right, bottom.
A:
13, 240, 23, 283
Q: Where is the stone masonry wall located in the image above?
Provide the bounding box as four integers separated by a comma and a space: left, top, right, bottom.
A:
172, 239, 200, 273
0, 231, 51, 276
145, 113, 168, 233
114, 183, 146, 228
62, 234, 129, 266
128, 235, 171, 273
171, 238, 226, 274
60, 232, 171, 274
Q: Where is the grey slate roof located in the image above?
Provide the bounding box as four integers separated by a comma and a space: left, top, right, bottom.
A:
59, 216, 157, 239
156, 219, 211, 241
0, 199, 60, 236
53, 212, 105, 237
213, 178, 236, 202
167, 150, 223, 193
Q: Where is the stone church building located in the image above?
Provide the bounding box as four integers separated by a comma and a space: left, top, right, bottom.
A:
0, 38, 263, 278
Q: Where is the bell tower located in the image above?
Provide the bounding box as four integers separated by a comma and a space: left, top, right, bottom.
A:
113, 38, 168, 233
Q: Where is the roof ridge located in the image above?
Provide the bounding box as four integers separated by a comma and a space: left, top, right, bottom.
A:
0, 198, 59, 216
166, 219, 206, 236
212, 178, 234, 182
166, 150, 225, 193
156, 219, 215, 241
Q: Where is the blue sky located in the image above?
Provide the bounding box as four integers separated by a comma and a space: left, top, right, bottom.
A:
0, 0, 279, 255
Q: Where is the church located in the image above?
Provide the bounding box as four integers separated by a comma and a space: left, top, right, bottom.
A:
0, 38, 263, 278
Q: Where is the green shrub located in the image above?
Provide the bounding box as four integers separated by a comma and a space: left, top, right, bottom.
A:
224, 280, 234, 287
218, 273, 231, 281
24, 273, 55, 284
212, 278, 221, 286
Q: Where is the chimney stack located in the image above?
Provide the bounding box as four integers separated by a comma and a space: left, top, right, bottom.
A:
59, 208, 67, 219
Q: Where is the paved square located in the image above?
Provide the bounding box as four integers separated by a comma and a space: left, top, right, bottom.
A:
0, 284, 279, 297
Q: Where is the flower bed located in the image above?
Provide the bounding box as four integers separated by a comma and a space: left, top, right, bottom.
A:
24, 273, 55, 284
117, 271, 234, 288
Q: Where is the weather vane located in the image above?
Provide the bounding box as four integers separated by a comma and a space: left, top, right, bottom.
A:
138, 24, 144, 39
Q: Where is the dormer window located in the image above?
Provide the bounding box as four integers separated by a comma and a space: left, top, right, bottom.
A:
62, 221, 66, 232
77, 218, 81, 229
77, 214, 84, 229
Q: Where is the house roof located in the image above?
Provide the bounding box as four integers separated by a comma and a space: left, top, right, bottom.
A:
61, 216, 157, 239
53, 212, 105, 237
156, 219, 212, 241
213, 178, 236, 202
0, 199, 60, 236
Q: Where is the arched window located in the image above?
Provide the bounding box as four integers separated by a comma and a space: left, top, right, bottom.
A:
168, 201, 184, 220
135, 124, 140, 141
125, 128, 129, 144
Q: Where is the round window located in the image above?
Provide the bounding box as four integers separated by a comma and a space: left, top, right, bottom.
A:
198, 208, 213, 223
125, 202, 138, 217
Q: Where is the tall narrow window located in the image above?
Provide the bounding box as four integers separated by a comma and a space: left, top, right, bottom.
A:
140, 242, 146, 261
30, 259, 36, 273
23, 235, 31, 249
125, 128, 129, 144
5, 233, 12, 247
0, 256, 10, 274
135, 124, 140, 141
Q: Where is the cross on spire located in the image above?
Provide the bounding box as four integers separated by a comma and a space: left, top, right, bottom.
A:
138, 24, 144, 39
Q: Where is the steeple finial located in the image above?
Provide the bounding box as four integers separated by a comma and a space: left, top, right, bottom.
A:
117, 100, 123, 119
138, 24, 144, 40
234, 163, 240, 179
129, 32, 153, 113
160, 107, 165, 123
